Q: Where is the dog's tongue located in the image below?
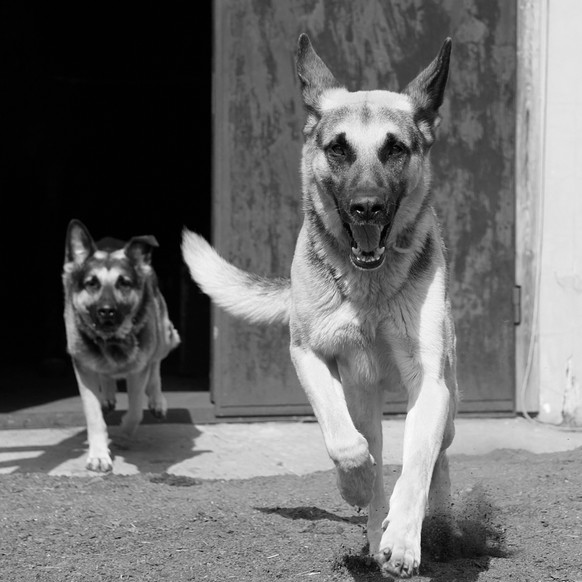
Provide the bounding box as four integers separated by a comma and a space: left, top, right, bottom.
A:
350, 225, 382, 252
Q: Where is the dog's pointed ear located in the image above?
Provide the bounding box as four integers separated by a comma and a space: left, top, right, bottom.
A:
296, 34, 344, 117
403, 38, 452, 130
65, 219, 96, 264
125, 235, 159, 265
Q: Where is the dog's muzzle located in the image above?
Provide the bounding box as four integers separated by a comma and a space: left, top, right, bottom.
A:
343, 223, 390, 270
341, 193, 394, 270
92, 305, 123, 335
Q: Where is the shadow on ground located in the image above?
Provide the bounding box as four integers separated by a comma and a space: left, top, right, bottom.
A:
0, 418, 204, 476
257, 505, 367, 525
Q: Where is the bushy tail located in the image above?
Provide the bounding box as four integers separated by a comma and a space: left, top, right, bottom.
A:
181, 229, 291, 325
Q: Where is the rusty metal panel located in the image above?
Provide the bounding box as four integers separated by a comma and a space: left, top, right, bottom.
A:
212, 0, 516, 415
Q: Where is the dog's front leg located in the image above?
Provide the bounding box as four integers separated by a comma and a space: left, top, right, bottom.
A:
378, 375, 452, 577
73, 362, 113, 472
120, 367, 150, 438
377, 305, 455, 577
378, 361, 454, 578
290, 344, 376, 508
145, 361, 167, 419
337, 353, 387, 556
100, 375, 117, 414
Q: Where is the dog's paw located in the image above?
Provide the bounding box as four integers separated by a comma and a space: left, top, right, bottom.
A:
376, 520, 420, 579
336, 457, 376, 508
112, 433, 132, 451
101, 398, 116, 415
333, 439, 377, 507
148, 394, 167, 419
120, 413, 141, 438
86, 453, 113, 473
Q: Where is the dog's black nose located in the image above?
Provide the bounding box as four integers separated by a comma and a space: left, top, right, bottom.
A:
97, 306, 117, 321
349, 196, 385, 222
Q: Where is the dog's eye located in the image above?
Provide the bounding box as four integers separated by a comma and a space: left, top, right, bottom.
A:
84, 276, 100, 292
390, 143, 406, 155
328, 143, 346, 157
326, 136, 350, 160
379, 138, 408, 163
117, 277, 134, 290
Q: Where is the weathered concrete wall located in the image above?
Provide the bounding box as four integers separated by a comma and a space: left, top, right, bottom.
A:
536, 0, 582, 425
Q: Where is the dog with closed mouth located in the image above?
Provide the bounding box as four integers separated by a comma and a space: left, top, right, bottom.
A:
63, 219, 180, 472
182, 34, 458, 578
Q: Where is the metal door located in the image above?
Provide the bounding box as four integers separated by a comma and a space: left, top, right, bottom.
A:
212, 0, 516, 416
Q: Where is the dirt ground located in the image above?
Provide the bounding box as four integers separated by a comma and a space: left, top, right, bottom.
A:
1, 447, 581, 582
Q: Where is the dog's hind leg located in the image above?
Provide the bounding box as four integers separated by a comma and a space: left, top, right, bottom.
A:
73, 362, 113, 472
145, 361, 167, 419
290, 345, 377, 509
428, 411, 455, 519
338, 356, 388, 556
120, 367, 149, 438
99, 376, 117, 415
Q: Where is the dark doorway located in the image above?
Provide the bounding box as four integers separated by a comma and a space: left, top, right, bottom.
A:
0, 4, 211, 410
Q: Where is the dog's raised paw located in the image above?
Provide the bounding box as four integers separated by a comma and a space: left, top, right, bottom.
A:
335, 452, 377, 508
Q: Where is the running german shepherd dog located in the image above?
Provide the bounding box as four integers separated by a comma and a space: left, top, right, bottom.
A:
63, 219, 180, 472
182, 35, 458, 577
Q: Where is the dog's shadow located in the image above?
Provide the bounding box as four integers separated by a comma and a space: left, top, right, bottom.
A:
0, 410, 207, 476
107, 410, 208, 475
257, 505, 367, 525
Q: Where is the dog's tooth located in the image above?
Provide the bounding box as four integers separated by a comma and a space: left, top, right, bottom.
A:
352, 246, 387, 265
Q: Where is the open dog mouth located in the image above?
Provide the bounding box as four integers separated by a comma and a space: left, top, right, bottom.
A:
89, 313, 124, 338
92, 320, 121, 337
343, 223, 390, 271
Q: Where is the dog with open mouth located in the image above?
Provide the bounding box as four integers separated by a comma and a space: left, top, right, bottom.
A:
63, 219, 180, 472
182, 34, 458, 578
